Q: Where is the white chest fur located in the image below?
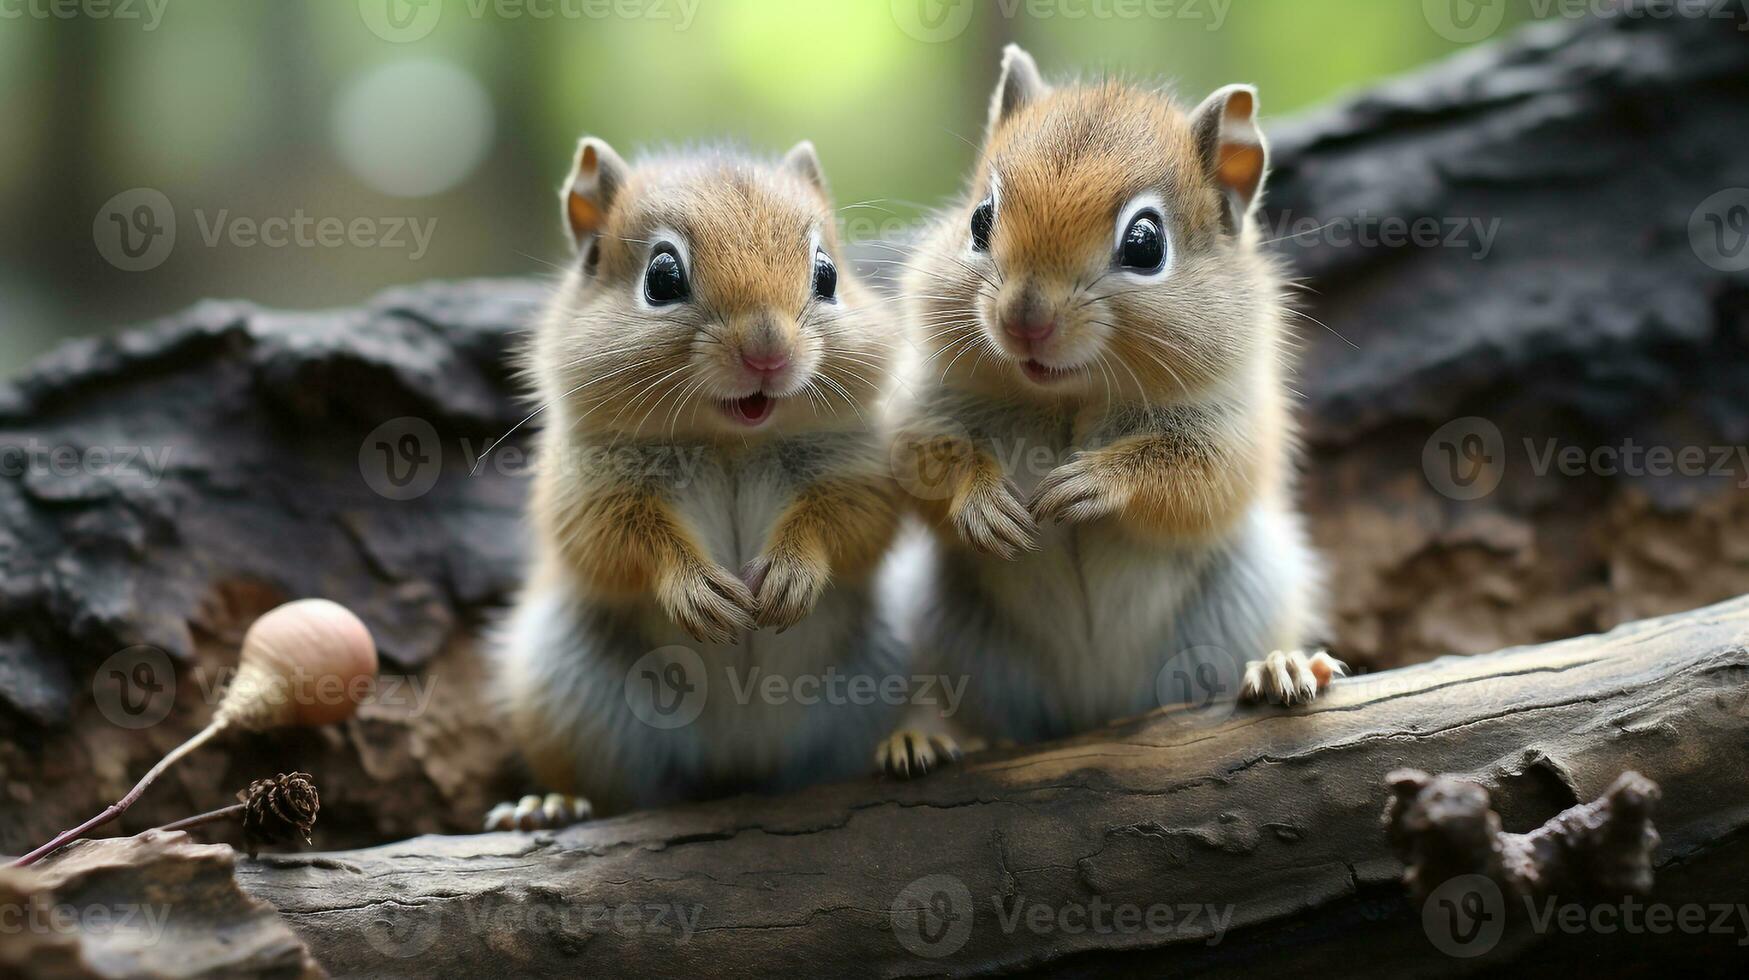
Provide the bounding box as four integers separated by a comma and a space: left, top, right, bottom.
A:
637, 445, 876, 679
666, 451, 787, 572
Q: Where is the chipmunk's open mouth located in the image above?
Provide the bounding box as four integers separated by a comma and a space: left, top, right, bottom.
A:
1021, 360, 1073, 385
722, 393, 776, 427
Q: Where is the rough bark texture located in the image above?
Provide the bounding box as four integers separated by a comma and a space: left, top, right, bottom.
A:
0, 281, 549, 854
0, 832, 320, 979
1, 5, 1747, 977
1272, 7, 1749, 665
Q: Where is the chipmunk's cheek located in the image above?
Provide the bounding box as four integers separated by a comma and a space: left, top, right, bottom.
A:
1029, 314, 1082, 357
800, 339, 828, 382
975, 299, 1010, 352
693, 352, 747, 404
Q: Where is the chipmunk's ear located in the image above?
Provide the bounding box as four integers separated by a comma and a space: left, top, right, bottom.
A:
562, 136, 628, 249
781, 140, 829, 197
1189, 84, 1268, 234
987, 44, 1046, 138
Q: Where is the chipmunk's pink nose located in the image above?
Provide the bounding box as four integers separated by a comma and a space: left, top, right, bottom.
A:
741, 351, 790, 375
1002, 315, 1056, 343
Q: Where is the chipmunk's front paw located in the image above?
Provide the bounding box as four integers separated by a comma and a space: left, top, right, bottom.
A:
658, 559, 756, 644
743, 550, 828, 632
876, 729, 964, 779
1030, 455, 1127, 526
1240, 649, 1348, 706
483, 793, 593, 831
951, 477, 1037, 559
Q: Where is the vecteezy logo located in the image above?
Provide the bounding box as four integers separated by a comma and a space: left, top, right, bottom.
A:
1155, 645, 1244, 719
362, 904, 443, 958
92, 645, 176, 729
1690, 188, 1749, 273
1422, 417, 1505, 501
1421, 874, 1505, 958
890, 0, 976, 43
1422, 0, 1507, 43
358, 0, 443, 43
93, 188, 176, 272
891, 874, 974, 959
359, 417, 443, 501
625, 645, 708, 729
889, 416, 974, 502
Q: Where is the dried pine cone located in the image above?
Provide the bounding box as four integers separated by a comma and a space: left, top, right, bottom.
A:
238, 771, 320, 857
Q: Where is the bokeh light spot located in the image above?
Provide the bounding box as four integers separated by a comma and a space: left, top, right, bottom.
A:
332, 59, 494, 198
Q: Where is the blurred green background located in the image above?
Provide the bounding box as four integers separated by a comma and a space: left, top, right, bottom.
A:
0, 0, 1544, 375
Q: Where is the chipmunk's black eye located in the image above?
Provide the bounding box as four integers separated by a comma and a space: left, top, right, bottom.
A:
643, 245, 688, 304
969, 197, 994, 252
1119, 212, 1166, 272
812, 248, 837, 300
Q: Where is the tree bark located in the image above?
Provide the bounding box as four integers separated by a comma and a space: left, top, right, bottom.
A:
1270, 4, 1749, 666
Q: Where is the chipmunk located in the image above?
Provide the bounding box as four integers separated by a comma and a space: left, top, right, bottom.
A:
877, 46, 1344, 777
487, 138, 903, 826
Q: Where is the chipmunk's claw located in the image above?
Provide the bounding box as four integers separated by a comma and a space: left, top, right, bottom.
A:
484, 793, 594, 832
876, 729, 964, 780
745, 552, 827, 632
1240, 649, 1347, 706
952, 478, 1037, 559
1030, 456, 1124, 525
660, 559, 756, 644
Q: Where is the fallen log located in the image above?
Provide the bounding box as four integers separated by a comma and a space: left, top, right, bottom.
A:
222, 596, 1749, 977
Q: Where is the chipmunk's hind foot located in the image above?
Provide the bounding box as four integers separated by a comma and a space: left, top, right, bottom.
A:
1240, 649, 1347, 707
484, 793, 594, 831
876, 730, 964, 780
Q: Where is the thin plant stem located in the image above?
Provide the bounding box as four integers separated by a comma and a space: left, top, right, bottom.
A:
9, 719, 230, 868
152, 803, 245, 835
